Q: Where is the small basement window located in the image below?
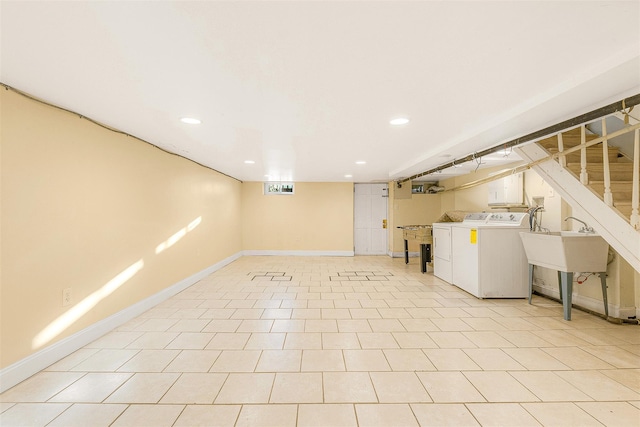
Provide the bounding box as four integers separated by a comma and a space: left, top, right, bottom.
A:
264, 182, 295, 195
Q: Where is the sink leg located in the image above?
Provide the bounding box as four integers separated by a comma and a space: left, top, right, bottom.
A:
528, 264, 534, 304
557, 271, 563, 301
560, 271, 573, 320
599, 272, 609, 318
404, 240, 409, 264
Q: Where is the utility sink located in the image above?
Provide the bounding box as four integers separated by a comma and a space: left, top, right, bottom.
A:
519, 231, 609, 272
519, 231, 610, 321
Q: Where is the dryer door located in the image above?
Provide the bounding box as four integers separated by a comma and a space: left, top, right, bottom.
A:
433, 225, 453, 284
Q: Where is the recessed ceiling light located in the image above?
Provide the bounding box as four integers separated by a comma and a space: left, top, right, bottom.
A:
355, 161, 366, 165
244, 160, 255, 164
390, 117, 409, 125
180, 117, 201, 124
344, 174, 353, 178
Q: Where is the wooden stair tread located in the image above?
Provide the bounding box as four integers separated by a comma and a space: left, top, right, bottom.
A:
614, 205, 632, 216
614, 204, 632, 216
538, 132, 599, 148
566, 163, 633, 181
560, 128, 596, 137
545, 149, 619, 163
546, 149, 619, 158
567, 163, 633, 170
546, 146, 614, 152
589, 180, 634, 186
589, 186, 632, 201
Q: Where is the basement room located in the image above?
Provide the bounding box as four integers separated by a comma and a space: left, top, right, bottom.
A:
1, 1, 639, 426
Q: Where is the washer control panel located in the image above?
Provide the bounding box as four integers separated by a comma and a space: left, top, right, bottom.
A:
487, 212, 529, 226
462, 213, 491, 223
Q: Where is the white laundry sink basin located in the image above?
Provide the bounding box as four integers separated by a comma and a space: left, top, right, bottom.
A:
519, 231, 609, 272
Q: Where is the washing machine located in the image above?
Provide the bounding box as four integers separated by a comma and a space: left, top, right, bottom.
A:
450, 212, 529, 298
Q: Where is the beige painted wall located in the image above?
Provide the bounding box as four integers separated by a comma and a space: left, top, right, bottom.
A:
241, 182, 354, 252
388, 183, 442, 254
1, 89, 243, 368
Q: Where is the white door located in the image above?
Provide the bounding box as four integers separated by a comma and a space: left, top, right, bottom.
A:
354, 183, 388, 255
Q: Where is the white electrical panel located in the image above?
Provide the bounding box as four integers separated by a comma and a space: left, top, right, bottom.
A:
488, 172, 523, 206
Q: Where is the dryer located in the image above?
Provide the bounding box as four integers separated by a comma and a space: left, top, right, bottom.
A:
450, 212, 529, 298
433, 213, 491, 284
433, 222, 454, 283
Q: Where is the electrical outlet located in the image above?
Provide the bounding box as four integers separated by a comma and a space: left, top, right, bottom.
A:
62, 288, 72, 307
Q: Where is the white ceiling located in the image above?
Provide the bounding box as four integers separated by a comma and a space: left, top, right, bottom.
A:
2, 1, 639, 183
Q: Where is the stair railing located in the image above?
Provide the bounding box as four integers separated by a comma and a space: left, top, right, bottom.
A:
552, 120, 640, 226
447, 121, 640, 223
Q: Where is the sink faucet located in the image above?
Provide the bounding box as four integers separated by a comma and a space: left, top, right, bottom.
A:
564, 216, 594, 233
528, 206, 550, 233
528, 206, 543, 231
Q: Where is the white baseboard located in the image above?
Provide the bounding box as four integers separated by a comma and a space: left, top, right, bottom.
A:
618, 306, 638, 320
243, 250, 354, 257
0, 251, 242, 393
532, 285, 623, 318
573, 294, 613, 318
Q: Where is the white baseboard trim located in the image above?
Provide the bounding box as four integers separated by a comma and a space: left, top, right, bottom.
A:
532, 285, 622, 318
0, 251, 242, 393
573, 294, 614, 318
618, 307, 638, 320
243, 250, 354, 257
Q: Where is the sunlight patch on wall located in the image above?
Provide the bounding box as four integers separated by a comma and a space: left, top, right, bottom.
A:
155, 216, 202, 254
32, 259, 145, 349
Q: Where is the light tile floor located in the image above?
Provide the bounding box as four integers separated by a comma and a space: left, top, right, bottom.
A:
1, 256, 639, 426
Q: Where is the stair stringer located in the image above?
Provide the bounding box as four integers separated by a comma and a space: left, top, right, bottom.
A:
516, 143, 640, 273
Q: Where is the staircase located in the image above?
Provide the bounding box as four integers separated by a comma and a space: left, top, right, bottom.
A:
516, 123, 640, 273
537, 128, 636, 219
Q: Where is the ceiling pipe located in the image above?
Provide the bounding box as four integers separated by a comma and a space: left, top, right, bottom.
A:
396, 93, 640, 186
